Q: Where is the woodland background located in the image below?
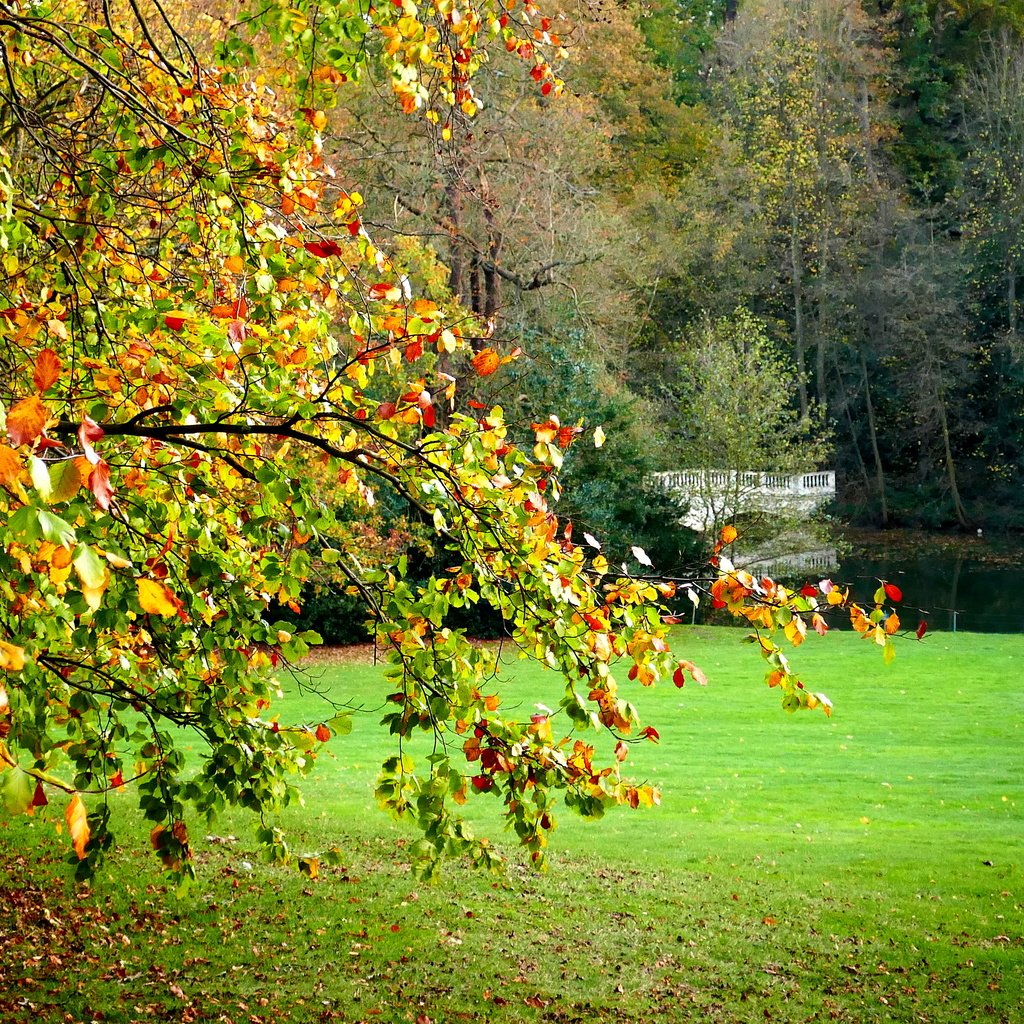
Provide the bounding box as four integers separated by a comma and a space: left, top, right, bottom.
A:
348, 0, 1024, 546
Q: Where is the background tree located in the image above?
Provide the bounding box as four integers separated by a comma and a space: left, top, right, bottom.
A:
665, 310, 831, 543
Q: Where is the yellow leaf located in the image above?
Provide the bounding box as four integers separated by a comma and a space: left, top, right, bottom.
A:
65, 793, 90, 859
137, 578, 181, 617
74, 547, 109, 612
783, 616, 807, 647
0, 641, 26, 672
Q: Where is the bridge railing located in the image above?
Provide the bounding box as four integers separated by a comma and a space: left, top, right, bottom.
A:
655, 470, 835, 497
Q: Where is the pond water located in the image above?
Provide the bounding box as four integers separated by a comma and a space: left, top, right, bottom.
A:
833, 552, 1023, 632
819, 532, 1024, 634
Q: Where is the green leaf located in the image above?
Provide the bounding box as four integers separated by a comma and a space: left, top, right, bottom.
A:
327, 714, 353, 736
36, 510, 76, 547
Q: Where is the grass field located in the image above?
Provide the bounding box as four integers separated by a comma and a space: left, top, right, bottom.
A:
1, 627, 1021, 1023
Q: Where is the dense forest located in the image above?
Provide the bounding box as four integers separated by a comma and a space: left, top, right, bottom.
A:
327, 0, 1024, 544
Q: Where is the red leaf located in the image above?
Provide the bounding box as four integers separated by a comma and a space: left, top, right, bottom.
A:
77, 415, 105, 465
164, 314, 187, 331
422, 404, 436, 428
916, 620, 928, 640
303, 239, 342, 258
883, 582, 903, 602
377, 402, 397, 421
88, 459, 114, 510
641, 725, 660, 743
800, 584, 818, 597
673, 665, 685, 688
31, 781, 48, 807
405, 338, 424, 362
315, 723, 331, 743
227, 319, 247, 346
471, 774, 493, 791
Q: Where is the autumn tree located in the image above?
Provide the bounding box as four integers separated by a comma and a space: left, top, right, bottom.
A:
0, 0, 889, 881
714, 0, 891, 416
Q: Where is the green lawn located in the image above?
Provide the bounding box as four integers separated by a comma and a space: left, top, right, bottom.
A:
2, 628, 1021, 1023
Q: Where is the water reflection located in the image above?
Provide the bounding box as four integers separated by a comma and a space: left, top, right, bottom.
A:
829, 550, 1024, 633
752, 533, 1024, 633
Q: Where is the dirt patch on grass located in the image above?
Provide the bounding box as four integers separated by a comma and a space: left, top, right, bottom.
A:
302, 637, 510, 666
301, 642, 382, 665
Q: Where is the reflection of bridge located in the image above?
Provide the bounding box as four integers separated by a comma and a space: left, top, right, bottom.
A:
653, 469, 836, 533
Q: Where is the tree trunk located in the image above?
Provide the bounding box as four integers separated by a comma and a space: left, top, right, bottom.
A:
815, 219, 828, 411
482, 183, 502, 322
1008, 261, 1017, 336
840, 384, 873, 499
937, 391, 970, 528
858, 78, 876, 185
791, 223, 809, 419
444, 180, 464, 303
860, 351, 889, 526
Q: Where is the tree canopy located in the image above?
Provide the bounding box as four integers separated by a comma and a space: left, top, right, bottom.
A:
0, 0, 901, 881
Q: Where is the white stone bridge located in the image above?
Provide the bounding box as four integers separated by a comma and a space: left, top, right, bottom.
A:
653, 469, 836, 533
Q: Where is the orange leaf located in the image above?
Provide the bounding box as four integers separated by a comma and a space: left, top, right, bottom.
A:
65, 793, 90, 860
137, 578, 182, 617
472, 348, 500, 376
884, 612, 900, 635
0, 444, 22, 487
680, 659, 708, 686
7, 395, 47, 446
33, 349, 61, 392
719, 525, 738, 544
